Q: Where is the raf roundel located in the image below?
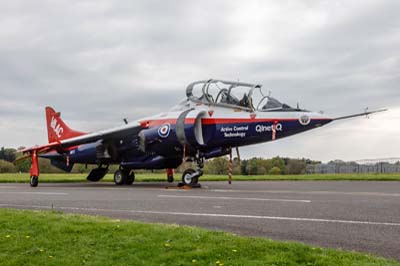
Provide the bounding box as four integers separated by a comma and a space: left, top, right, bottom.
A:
158, 123, 171, 138
299, 115, 311, 126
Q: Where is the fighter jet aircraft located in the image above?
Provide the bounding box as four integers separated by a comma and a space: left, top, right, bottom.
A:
22, 79, 385, 187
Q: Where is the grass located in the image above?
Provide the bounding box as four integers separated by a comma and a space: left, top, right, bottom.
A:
1, 173, 400, 183
0, 209, 397, 266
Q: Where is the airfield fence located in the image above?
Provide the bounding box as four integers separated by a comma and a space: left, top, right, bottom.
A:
306, 162, 400, 174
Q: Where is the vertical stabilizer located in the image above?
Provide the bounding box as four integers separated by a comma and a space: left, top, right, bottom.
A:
45, 106, 86, 143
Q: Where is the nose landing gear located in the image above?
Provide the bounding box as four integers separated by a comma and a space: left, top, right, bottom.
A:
180, 156, 203, 188
181, 169, 197, 185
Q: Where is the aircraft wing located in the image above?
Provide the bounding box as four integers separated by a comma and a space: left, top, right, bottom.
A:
23, 121, 142, 154
59, 122, 142, 147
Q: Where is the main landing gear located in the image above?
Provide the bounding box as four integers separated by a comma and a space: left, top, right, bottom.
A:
167, 168, 174, 183
114, 168, 135, 185
180, 156, 204, 187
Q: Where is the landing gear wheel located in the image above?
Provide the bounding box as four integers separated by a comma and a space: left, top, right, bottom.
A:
30, 176, 38, 187
167, 174, 174, 183
182, 168, 197, 186
114, 170, 127, 185
125, 171, 135, 185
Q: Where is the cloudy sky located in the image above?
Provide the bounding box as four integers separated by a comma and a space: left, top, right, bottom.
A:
1, 0, 399, 162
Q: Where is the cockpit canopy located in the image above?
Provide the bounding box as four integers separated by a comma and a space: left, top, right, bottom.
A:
186, 79, 301, 112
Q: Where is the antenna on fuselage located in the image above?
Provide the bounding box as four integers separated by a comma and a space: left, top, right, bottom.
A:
123, 118, 128, 124
365, 107, 370, 119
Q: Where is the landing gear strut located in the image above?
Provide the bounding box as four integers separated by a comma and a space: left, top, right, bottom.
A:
125, 171, 135, 185
167, 168, 174, 183
181, 156, 203, 187
114, 168, 135, 186
29, 150, 39, 187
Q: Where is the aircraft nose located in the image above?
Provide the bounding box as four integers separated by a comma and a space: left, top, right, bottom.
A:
308, 113, 333, 128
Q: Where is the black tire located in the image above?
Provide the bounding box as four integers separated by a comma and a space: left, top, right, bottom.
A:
30, 176, 38, 187
182, 169, 196, 185
125, 171, 135, 185
167, 174, 174, 183
114, 170, 127, 185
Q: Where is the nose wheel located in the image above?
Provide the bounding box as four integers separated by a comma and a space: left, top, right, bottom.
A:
182, 169, 197, 185
180, 155, 203, 187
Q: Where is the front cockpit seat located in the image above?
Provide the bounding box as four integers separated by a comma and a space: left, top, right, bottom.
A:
239, 93, 250, 108
219, 89, 240, 105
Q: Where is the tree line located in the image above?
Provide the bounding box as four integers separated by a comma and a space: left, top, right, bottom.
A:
202, 156, 320, 175
0, 146, 320, 175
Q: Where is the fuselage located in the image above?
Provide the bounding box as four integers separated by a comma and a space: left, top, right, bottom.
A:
41, 101, 332, 170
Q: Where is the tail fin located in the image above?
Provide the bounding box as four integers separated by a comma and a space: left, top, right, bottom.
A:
45, 106, 86, 143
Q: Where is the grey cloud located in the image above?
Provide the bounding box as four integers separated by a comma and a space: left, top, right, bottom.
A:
0, 0, 399, 161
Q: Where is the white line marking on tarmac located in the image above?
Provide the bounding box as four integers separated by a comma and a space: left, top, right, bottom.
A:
0, 192, 68, 195
210, 189, 400, 197
1, 203, 399, 227
158, 195, 311, 203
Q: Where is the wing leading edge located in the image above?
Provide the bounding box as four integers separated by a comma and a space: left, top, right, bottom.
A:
23, 106, 143, 154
